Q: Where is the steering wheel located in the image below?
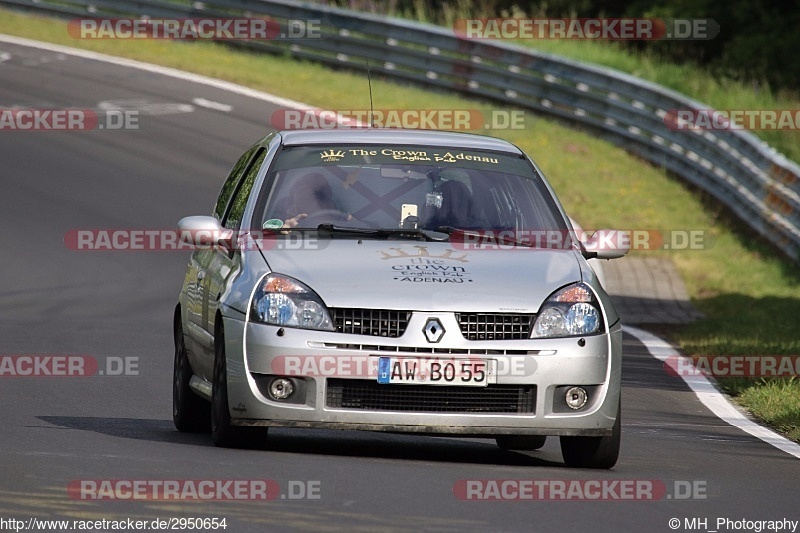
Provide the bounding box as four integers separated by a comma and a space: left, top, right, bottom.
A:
299, 209, 351, 225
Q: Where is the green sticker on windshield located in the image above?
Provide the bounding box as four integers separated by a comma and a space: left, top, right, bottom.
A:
263, 218, 284, 229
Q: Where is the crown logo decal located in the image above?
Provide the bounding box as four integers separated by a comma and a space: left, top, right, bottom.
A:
379, 246, 469, 263
320, 149, 345, 162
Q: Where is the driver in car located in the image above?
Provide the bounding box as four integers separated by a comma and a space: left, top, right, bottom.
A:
279, 172, 352, 228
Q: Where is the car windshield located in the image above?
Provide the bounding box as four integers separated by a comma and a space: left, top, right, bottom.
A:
254, 144, 569, 243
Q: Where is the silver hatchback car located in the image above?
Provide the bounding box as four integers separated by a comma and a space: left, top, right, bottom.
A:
173, 128, 629, 468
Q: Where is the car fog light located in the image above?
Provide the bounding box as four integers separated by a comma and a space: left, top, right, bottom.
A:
269, 378, 295, 400
565, 386, 588, 410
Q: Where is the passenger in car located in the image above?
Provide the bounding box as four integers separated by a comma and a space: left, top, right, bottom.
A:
424, 179, 475, 229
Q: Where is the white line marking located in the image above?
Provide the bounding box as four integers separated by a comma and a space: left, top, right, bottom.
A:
625, 325, 800, 459
4, 33, 797, 458
0, 51, 10, 63
0, 34, 359, 126
0, 34, 305, 108
192, 97, 232, 112
98, 99, 194, 115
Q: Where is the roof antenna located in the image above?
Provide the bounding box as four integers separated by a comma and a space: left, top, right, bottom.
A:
365, 57, 374, 128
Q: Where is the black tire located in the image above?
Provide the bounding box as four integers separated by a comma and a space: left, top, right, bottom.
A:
560, 399, 621, 469
496, 435, 547, 450
211, 325, 268, 448
173, 318, 211, 433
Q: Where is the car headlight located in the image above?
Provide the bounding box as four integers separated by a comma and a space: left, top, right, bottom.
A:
531, 282, 603, 338
250, 274, 334, 331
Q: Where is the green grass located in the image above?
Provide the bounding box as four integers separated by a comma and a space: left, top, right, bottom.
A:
732, 378, 800, 443
1, 9, 799, 442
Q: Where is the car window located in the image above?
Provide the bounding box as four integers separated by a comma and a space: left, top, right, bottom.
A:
213, 146, 258, 221
256, 144, 568, 239
223, 149, 266, 231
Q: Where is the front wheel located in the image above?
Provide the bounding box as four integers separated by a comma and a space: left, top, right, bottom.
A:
560, 400, 621, 469
173, 319, 210, 433
211, 325, 268, 448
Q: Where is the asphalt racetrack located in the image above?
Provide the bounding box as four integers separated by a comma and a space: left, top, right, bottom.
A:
1, 37, 798, 532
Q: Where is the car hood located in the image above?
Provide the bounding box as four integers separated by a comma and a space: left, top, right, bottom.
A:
256, 238, 582, 313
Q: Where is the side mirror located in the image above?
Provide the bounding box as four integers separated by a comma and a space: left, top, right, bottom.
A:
581, 229, 630, 260
177, 216, 234, 249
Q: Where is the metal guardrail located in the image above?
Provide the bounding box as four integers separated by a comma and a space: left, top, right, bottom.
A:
3, 0, 799, 261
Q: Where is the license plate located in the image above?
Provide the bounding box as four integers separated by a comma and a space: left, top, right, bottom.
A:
376, 357, 496, 387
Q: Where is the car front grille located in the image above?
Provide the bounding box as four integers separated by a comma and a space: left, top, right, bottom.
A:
326, 379, 535, 414
327, 309, 536, 341
329, 308, 411, 338
456, 313, 536, 340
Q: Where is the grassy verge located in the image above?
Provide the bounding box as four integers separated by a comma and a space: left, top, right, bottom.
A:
1, 9, 798, 442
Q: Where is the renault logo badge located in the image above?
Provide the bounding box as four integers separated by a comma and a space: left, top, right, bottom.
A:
423, 318, 445, 343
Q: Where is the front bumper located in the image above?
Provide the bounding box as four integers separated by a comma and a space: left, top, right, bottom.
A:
223, 313, 622, 437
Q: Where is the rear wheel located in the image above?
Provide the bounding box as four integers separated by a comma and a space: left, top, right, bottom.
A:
495, 435, 547, 451
560, 399, 621, 469
211, 325, 268, 448
173, 319, 210, 432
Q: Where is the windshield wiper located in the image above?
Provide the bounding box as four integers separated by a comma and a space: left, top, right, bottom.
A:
433, 226, 539, 248
317, 224, 449, 242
